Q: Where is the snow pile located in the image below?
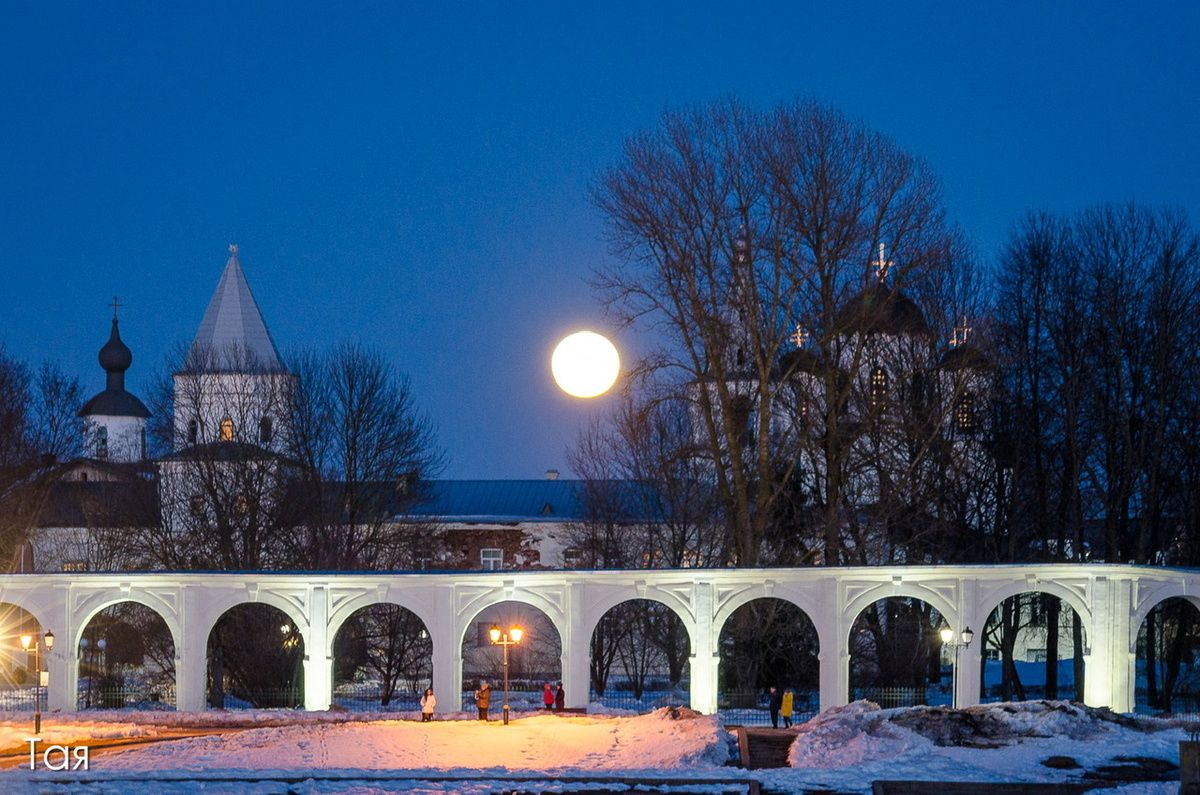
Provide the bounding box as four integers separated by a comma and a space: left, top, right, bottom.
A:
787, 701, 932, 767
0, 719, 157, 751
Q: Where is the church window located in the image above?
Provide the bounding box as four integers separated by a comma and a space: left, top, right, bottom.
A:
258, 416, 273, 444
96, 427, 108, 460
870, 367, 889, 409
189, 495, 205, 517
62, 561, 87, 572
187, 419, 198, 445
731, 396, 754, 448
955, 392, 977, 434
219, 418, 234, 442
481, 548, 503, 571
234, 494, 250, 515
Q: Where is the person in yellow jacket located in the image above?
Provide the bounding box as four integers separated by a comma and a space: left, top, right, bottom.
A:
781, 689, 795, 728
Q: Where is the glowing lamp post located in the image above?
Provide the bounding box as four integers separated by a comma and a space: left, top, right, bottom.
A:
20, 630, 54, 734
939, 626, 974, 709
488, 624, 524, 725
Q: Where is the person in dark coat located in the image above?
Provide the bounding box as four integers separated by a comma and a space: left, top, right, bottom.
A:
555, 681, 565, 711
768, 686, 783, 729
543, 682, 554, 710
474, 680, 491, 721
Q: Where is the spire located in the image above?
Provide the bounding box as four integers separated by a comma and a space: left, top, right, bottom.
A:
187, 245, 285, 372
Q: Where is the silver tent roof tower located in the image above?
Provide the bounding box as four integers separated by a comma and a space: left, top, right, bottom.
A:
186, 244, 286, 373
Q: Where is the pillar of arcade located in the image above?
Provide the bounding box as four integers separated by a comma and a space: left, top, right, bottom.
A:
303, 586, 332, 711
688, 581, 719, 714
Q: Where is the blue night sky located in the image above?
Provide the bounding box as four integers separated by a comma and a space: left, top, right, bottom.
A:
2, 3, 1197, 478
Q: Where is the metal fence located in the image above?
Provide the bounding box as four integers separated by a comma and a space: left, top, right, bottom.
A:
210, 687, 303, 709
589, 688, 690, 713
332, 683, 422, 713
717, 688, 818, 727
459, 679, 560, 712
980, 685, 1083, 704
77, 684, 176, 710
1135, 688, 1200, 720
0, 688, 46, 711
851, 686, 952, 708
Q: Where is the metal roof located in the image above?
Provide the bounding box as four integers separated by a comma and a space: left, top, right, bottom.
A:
186, 246, 285, 373
405, 480, 588, 522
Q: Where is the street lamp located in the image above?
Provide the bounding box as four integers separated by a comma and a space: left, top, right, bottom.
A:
939, 626, 974, 709
20, 630, 53, 734
488, 624, 524, 725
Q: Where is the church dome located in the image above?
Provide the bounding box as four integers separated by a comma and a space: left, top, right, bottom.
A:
778, 348, 821, 376
939, 344, 994, 371
99, 319, 132, 373
834, 284, 932, 337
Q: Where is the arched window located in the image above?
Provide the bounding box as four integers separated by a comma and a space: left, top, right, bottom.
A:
96, 426, 109, 460
187, 419, 198, 445
955, 392, 977, 434
189, 494, 205, 517
219, 418, 234, 442
869, 367, 889, 409
259, 416, 273, 444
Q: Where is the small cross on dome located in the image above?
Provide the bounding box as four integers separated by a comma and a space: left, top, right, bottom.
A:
110, 296, 123, 320
228, 243, 239, 255
871, 243, 893, 281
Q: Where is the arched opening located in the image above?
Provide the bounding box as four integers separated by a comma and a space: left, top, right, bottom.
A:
258, 416, 273, 444
850, 596, 947, 707
1136, 597, 1200, 714
331, 603, 432, 712
461, 601, 560, 714
219, 417, 234, 442
0, 603, 46, 711
78, 602, 175, 709
206, 604, 303, 709
979, 592, 1088, 703
718, 598, 819, 725
588, 599, 690, 712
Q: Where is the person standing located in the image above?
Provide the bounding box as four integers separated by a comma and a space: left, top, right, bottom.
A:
543, 682, 554, 710
420, 687, 437, 722
781, 688, 794, 728
554, 681, 565, 711
474, 680, 491, 721
768, 686, 782, 729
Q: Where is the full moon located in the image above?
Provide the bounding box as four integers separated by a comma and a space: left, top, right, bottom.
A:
551, 331, 620, 398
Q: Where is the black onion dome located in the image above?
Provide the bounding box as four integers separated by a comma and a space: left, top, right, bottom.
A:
778, 348, 821, 376
939, 344, 994, 371
834, 284, 932, 337
99, 319, 133, 372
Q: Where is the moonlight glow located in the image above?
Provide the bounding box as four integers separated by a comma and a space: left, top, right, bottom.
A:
551, 331, 620, 398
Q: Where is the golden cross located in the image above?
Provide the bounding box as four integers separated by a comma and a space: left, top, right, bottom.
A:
791, 324, 809, 348
871, 243, 892, 281
951, 316, 972, 347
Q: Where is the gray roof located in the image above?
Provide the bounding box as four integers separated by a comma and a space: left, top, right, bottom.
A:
186, 247, 285, 373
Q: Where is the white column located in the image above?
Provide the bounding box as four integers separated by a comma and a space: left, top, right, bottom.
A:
430, 585, 459, 713
688, 580, 717, 714
175, 585, 208, 711
562, 582, 589, 708
303, 585, 331, 711
1084, 575, 1114, 709
955, 578, 982, 709
46, 585, 75, 711
1107, 577, 1135, 713
816, 578, 845, 711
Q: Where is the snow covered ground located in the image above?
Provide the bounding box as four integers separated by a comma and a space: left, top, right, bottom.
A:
0, 702, 1189, 794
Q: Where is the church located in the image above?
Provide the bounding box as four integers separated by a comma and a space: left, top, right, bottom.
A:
21, 247, 587, 574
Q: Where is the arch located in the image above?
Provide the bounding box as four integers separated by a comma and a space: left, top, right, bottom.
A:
978, 584, 1093, 638
76, 600, 177, 709
1134, 596, 1200, 714
978, 591, 1088, 703
717, 596, 821, 726
460, 599, 562, 715
581, 587, 696, 653
206, 601, 305, 709
587, 597, 693, 711
713, 586, 822, 640
195, 591, 310, 649
456, 592, 567, 649
326, 594, 436, 660
72, 592, 182, 656
843, 583, 959, 648
1132, 583, 1200, 637
848, 593, 949, 707
331, 602, 433, 712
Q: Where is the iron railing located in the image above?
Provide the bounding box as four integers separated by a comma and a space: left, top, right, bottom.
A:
851, 686, 951, 708
77, 684, 175, 710
332, 683, 422, 712
589, 688, 690, 713
0, 688, 46, 711
717, 688, 818, 726
209, 687, 303, 709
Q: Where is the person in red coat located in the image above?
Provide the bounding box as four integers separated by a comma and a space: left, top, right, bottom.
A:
543, 682, 554, 710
